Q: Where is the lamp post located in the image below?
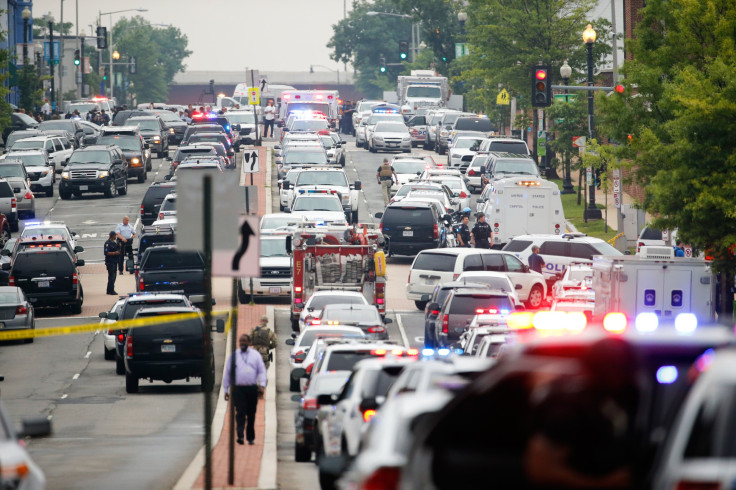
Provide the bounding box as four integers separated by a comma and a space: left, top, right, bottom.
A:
310, 64, 340, 85
21, 6, 31, 65
582, 23, 601, 220
366, 11, 416, 62
45, 13, 55, 112
560, 60, 574, 194
99, 8, 147, 101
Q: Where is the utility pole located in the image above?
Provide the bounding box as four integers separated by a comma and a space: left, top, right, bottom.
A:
49, 20, 55, 112
60, 0, 65, 109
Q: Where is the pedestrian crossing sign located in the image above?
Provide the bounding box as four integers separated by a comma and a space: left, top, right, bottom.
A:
496, 89, 510, 106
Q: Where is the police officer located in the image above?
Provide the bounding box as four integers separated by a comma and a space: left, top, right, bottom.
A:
456, 215, 471, 247
115, 216, 136, 274
471, 213, 493, 249
376, 158, 398, 206
104, 231, 121, 295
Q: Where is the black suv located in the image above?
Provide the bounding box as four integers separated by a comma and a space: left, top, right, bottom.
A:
59, 145, 128, 199
127, 116, 170, 159
435, 288, 514, 347
124, 306, 215, 393
375, 202, 451, 257
136, 224, 175, 263
423, 281, 491, 348
140, 181, 176, 225
166, 145, 217, 175
96, 126, 151, 180
5, 248, 84, 313
182, 123, 226, 145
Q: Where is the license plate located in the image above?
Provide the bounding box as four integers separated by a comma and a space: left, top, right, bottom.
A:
269, 287, 281, 294
161, 344, 176, 353
425, 278, 435, 285
38, 280, 50, 288
388, 143, 398, 147
79, 185, 88, 191
403, 230, 413, 237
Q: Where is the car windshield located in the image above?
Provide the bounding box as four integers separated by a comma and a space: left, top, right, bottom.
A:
11, 140, 43, 150
322, 307, 380, 325
143, 250, 204, 269
284, 151, 328, 165
261, 238, 288, 257
22, 227, 69, 239
69, 150, 110, 164
406, 86, 442, 98
292, 196, 342, 212
454, 138, 483, 150
128, 119, 160, 131
227, 112, 256, 124
458, 275, 512, 292
12, 252, 72, 275
375, 122, 408, 133
357, 102, 381, 112
395, 185, 442, 198
369, 114, 404, 125
393, 160, 426, 174
429, 179, 462, 191
298, 328, 364, 347
176, 149, 215, 159
0, 165, 26, 178
287, 103, 330, 115
488, 141, 528, 154
450, 296, 514, 314
319, 136, 334, 148
296, 171, 347, 187
308, 295, 365, 310
261, 215, 302, 230
160, 198, 176, 212
150, 111, 180, 122
291, 119, 329, 132
68, 103, 98, 113
38, 121, 72, 131
311, 375, 349, 395
567, 269, 592, 281
591, 241, 623, 256
455, 118, 493, 131
132, 317, 203, 339
494, 160, 538, 175
190, 134, 225, 144
97, 135, 140, 151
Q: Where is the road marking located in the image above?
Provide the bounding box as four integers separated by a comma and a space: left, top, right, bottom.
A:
84, 351, 91, 359
81, 233, 98, 238
395, 312, 410, 348
72, 373, 80, 380
60, 394, 68, 399
134, 216, 140, 231
415, 336, 425, 343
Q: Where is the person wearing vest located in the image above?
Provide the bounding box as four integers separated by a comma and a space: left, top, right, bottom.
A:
376, 158, 398, 206
471, 213, 493, 249
250, 315, 277, 369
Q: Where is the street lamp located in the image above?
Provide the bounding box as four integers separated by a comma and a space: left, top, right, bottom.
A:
44, 12, 55, 112
582, 23, 601, 220
366, 11, 418, 63
99, 8, 148, 100
21, 6, 31, 65
112, 50, 120, 60
560, 60, 574, 195
310, 64, 340, 85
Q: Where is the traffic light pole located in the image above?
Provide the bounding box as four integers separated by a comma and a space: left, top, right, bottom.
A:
48, 21, 55, 112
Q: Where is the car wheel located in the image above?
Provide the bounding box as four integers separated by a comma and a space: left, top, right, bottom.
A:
9, 220, 18, 233
157, 151, 164, 159
115, 352, 125, 375
104, 345, 114, 361
104, 179, 117, 198
318, 461, 337, 490
291, 318, 300, 332
289, 375, 300, 392
118, 178, 128, 196
45, 186, 54, 197
525, 284, 544, 309
59, 188, 71, 200
415, 300, 427, 311
0, 227, 9, 247
71, 299, 82, 315
137, 172, 145, 183
125, 373, 139, 393
201, 369, 215, 392
295, 442, 311, 462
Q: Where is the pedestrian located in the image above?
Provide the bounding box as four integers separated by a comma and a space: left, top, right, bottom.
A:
673, 241, 685, 257
376, 158, 398, 206
104, 231, 121, 295
471, 213, 493, 249
528, 245, 546, 274
262, 100, 276, 138
100, 109, 110, 126
456, 215, 471, 247
115, 216, 136, 274
223, 333, 267, 445
249, 315, 278, 369
41, 99, 51, 120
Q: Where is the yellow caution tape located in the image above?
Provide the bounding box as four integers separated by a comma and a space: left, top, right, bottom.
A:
0, 308, 237, 342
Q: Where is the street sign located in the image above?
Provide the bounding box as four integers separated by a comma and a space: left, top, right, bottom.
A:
259, 77, 268, 95
586, 167, 593, 186
43, 41, 60, 63
554, 93, 578, 103
496, 89, 510, 106
684, 247, 692, 258
572, 135, 586, 148
83, 56, 92, 74
175, 170, 239, 252
455, 43, 470, 58
613, 174, 621, 208
613, 192, 621, 208
212, 216, 260, 277
248, 87, 260, 105
242, 149, 259, 173
246, 69, 260, 86
662, 230, 670, 241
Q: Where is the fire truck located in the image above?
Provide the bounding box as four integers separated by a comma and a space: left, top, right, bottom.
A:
279, 90, 341, 128
287, 223, 387, 331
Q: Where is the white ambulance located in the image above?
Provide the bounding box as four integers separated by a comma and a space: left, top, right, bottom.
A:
477, 176, 565, 247
279, 90, 341, 128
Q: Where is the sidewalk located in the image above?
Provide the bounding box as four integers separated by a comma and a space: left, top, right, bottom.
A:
174, 145, 277, 490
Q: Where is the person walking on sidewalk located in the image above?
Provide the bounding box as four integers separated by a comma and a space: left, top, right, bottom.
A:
262, 100, 276, 138
376, 158, 398, 206
224, 333, 267, 445
250, 315, 278, 369
104, 231, 121, 295
115, 216, 136, 274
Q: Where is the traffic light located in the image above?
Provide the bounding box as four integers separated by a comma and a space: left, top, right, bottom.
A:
379, 57, 387, 73
531, 66, 552, 107
103, 66, 109, 81
96, 26, 108, 49
129, 56, 137, 75
73, 49, 81, 66
399, 41, 409, 60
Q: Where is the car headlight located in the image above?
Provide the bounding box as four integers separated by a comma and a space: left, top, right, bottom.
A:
374, 137, 384, 142
341, 194, 349, 202
440, 130, 448, 137
41, 169, 50, 175
169, 128, 175, 134
403, 136, 411, 141
131, 157, 140, 164
153, 136, 161, 142
61, 171, 70, 179
99, 171, 110, 178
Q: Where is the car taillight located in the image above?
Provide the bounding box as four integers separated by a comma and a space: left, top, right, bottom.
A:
442, 314, 449, 334
459, 191, 467, 198
638, 241, 644, 252
363, 466, 401, 490
15, 305, 27, 315
140, 204, 144, 215
452, 273, 459, 280
118, 333, 124, 343
379, 222, 383, 231
362, 409, 377, 423
467, 169, 475, 176
158, 212, 164, 220
302, 398, 318, 411
11, 198, 16, 210
309, 318, 321, 326
139, 276, 144, 291
305, 363, 314, 374
8, 276, 13, 286
367, 326, 385, 333
24, 191, 33, 200
294, 351, 306, 363
433, 224, 439, 239
674, 483, 721, 490
126, 334, 133, 357
72, 273, 78, 285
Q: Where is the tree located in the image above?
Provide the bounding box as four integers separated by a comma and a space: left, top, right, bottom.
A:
17, 65, 45, 113
32, 19, 73, 38
547, 93, 588, 176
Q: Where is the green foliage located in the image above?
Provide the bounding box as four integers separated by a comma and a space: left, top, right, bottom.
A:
596, 0, 736, 274
32, 19, 73, 37
17, 65, 45, 113
547, 94, 588, 171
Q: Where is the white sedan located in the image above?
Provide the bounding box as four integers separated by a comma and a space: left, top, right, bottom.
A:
390, 158, 427, 193
448, 136, 484, 168
288, 193, 347, 225
427, 176, 471, 210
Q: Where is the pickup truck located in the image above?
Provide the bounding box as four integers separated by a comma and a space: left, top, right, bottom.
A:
135, 245, 205, 298
281, 167, 362, 224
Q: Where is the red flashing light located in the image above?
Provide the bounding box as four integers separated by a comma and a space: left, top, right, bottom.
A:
459, 191, 467, 198
283, 94, 291, 99
309, 318, 321, 326
302, 398, 318, 411
430, 309, 440, 316
372, 349, 387, 356
118, 333, 124, 343
467, 169, 475, 176
391, 348, 403, 356
295, 298, 302, 304
362, 409, 377, 423
603, 312, 627, 334
376, 298, 384, 304
407, 348, 419, 356
295, 286, 302, 293
475, 308, 485, 314
535, 69, 547, 80
363, 467, 400, 490
24, 191, 33, 200
442, 314, 449, 334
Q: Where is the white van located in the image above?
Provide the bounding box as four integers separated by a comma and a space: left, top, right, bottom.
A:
478, 177, 565, 247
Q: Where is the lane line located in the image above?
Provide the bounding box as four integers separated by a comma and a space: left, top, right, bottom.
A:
84, 351, 91, 359
72, 373, 80, 380
60, 394, 68, 399
395, 312, 410, 348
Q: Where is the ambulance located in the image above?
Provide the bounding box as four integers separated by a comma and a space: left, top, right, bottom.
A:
279, 90, 341, 128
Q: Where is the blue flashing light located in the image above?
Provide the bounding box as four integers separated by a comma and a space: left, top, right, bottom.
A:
635, 312, 659, 332
225, 125, 231, 131
656, 365, 678, 384
421, 348, 435, 357
500, 309, 510, 315
454, 348, 464, 355
674, 313, 697, 333
437, 348, 450, 356
695, 348, 715, 372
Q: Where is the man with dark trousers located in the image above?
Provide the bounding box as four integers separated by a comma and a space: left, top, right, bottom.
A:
104, 231, 120, 295
223, 333, 267, 445
471, 212, 493, 249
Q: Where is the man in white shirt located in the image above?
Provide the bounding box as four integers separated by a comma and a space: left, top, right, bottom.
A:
262, 100, 276, 138
115, 216, 136, 273
41, 99, 51, 120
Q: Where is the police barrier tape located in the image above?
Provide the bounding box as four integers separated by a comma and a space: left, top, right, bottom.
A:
0, 308, 236, 342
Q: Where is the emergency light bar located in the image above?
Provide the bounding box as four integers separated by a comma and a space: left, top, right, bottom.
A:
516, 181, 541, 186
297, 189, 338, 194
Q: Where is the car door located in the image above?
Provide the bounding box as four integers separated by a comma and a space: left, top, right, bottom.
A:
324, 371, 357, 457
500, 253, 538, 301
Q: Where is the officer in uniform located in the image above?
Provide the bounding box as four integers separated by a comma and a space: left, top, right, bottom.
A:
471, 212, 493, 249
376, 158, 398, 206
249, 315, 278, 369
456, 215, 471, 247
104, 231, 121, 295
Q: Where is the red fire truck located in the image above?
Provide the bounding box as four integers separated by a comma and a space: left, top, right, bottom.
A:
287, 224, 387, 331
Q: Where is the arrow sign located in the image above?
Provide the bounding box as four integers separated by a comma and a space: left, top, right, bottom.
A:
242, 150, 259, 173
231, 219, 255, 271
212, 216, 260, 277
572, 135, 586, 148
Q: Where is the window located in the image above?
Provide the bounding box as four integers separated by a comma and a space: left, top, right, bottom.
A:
539, 241, 569, 256
133, 317, 204, 340
683, 384, 736, 458
45, 141, 54, 152
671, 290, 684, 308
569, 243, 598, 260
463, 254, 484, 272
503, 254, 525, 272
412, 253, 456, 273
449, 295, 513, 314
61, 138, 72, 150
326, 351, 377, 372
644, 289, 656, 307
143, 250, 204, 270
503, 240, 533, 253
487, 141, 529, 155
384, 207, 435, 226
0, 182, 14, 198
640, 227, 663, 240
480, 254, 504, 272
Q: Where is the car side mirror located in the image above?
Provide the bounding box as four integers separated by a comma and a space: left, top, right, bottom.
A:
164, 175, 171, 181
354, 180, 362, 190
107, 312, 119, 321
515, 284, 523, 290
274, 145, 281, 150
1, 262, 10, 270
285, 236, 292, 254
479, 166, 486, 174
76, 259, 85, 267
624, 250, 632, 255
291, 394, 302, 402
317, 393, 338, 406
285, 338, 295, 346
522, 265, 530, 273
384, 318, 393, 324
283, 207, 291, 213
359, 397, 379, 412
144, 143, 150, 149
74, 246, 85, 253
307, 307, 314, 312
282, 181, 291, 190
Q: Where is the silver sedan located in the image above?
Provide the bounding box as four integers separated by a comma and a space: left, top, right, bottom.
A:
0, 286, 34, 341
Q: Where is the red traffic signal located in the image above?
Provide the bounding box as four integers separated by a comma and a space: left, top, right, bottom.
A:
535, 69, 547, 81
532, 66, 552, 107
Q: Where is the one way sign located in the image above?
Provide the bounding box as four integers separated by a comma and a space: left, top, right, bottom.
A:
242, 149, 259, 173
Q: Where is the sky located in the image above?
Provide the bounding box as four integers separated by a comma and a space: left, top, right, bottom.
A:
33, 0, 350, 73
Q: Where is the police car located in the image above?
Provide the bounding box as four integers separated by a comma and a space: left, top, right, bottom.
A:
502, 233, 622, 283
